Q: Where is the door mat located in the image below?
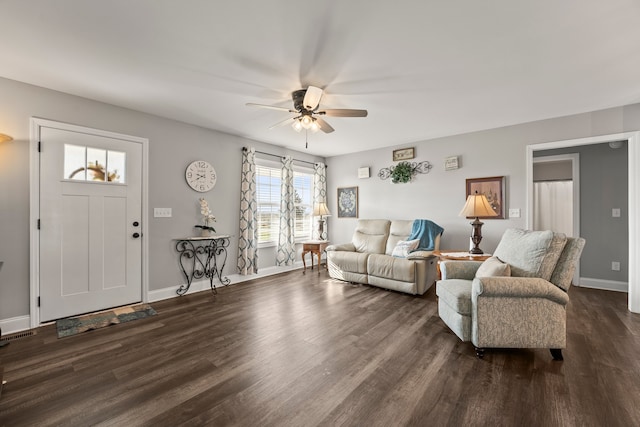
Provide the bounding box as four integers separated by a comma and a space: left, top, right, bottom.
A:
56, 303, 157, 338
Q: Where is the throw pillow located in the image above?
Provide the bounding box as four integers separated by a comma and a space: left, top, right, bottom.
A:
391, 239, 420, 258
475, 256, 511, 278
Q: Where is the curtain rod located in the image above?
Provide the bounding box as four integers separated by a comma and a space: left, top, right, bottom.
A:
242, 147, 325, 168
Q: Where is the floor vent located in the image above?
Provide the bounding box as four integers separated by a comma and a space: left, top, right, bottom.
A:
2, 330, 36, 341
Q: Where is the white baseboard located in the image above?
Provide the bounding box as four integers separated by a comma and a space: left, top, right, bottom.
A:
1, 260, 310, 331
577, 277, 628, 293
0, 315, 31, 335
148, 261, 305, 303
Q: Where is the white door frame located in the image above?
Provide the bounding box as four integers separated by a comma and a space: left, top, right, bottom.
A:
532, 153, 580, 284
29, 117, 149, 327
526, 131, 640, 314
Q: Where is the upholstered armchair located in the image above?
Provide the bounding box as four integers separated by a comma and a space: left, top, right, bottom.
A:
436, 228, 585, 360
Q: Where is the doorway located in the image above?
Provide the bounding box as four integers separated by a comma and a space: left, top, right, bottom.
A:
526, 131, 640, 314
30, 118, 149, 325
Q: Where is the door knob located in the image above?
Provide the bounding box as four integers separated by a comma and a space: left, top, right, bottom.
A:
132, 232, 141, 238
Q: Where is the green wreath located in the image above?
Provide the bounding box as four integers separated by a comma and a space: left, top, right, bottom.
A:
390, 161, 414, 183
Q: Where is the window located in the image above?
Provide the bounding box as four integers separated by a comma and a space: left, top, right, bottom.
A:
64, 144, 125, 183
256, 160, 313, 246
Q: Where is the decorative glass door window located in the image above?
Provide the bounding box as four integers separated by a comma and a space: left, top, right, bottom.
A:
64, 144, 126, 183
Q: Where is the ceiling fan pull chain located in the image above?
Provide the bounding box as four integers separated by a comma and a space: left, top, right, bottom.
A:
305, 130, 308, 149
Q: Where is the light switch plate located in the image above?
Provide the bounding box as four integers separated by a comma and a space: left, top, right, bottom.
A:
154, 208, 172, 218
508, 208, 521, 218
612, 208, 621, 218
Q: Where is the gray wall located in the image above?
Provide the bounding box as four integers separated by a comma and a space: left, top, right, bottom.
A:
533, 160, 572, 181
534, 143, 629, 281
325, 104, 640, 276
0, 77, 323, 320
2, 74, 640, 323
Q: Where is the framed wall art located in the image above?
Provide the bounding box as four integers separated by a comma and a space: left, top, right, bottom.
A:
337, 186, 358, 218
392, 147, 415, 161
465, 176, 505, 219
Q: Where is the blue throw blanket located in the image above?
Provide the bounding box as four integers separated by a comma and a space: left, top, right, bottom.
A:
408, 219, 444, 251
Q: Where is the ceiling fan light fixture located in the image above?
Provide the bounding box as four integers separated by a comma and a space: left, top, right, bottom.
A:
300, 115, 314, 129
248, 85, 368, 137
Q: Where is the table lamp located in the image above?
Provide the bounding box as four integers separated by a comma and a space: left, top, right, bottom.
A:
459, 191, 498, 254
313, 202, 331, 240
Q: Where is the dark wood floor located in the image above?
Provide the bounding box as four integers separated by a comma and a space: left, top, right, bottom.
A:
1, 270, 639, 426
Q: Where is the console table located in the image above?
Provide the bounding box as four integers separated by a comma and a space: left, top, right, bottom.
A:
174, 236, 231, 295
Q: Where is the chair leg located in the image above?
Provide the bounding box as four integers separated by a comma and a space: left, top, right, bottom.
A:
550, 348, 563, 361
475, 347, 485, 359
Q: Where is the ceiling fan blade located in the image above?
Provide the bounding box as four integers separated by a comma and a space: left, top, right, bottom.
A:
316, 118, 335, 133
318, 108, 368, 117
246, 103, 295, 113
303, 86, 323, 110
268, 117, 295, 129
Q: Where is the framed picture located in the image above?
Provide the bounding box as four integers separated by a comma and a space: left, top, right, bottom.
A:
465, 176, 505, 219
393, 147, 415, 161
337, 186, 358, 218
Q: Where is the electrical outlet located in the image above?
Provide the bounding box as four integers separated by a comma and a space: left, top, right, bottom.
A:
154, 208, 172, 218
612, 261, 620, 271
509, 208, 521, 218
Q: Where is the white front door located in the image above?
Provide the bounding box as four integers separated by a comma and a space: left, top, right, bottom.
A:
39, 126, 143, 322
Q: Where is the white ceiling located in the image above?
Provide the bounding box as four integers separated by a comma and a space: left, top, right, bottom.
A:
2, 1, 640, 157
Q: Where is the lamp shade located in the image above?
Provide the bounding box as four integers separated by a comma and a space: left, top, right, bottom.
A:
0, 133, 13, 143
313, 202, 331, 217
459, 193, 498, 218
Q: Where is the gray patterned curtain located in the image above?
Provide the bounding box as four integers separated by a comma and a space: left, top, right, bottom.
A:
276, 156, 296, 265
313, 162, 328, 240
237, 147, 258, 275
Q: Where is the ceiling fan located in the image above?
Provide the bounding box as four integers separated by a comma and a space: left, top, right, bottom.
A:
246, 86, 368, 134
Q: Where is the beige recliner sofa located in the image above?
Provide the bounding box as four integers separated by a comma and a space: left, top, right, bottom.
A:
326, 219, 442, 295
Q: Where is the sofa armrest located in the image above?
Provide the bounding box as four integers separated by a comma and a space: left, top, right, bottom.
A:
406, 250, 435, 260
326, 243, 356, 252
472, 276, 569, 306
440, 260, 483, 280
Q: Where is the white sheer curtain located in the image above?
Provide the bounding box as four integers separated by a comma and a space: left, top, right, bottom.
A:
237, 147, 258, 275
533, 181, 573, 236
276, 156, 296, 265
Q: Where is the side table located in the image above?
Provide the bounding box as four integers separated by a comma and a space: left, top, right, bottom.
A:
302, 240, 329, 271
433, 250, 492, 279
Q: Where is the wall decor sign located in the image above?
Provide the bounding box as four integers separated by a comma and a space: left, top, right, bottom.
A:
337, 186, 358, 218
465, 176, 505, 219
392, 147, 415, 161
444, 156, 459, 171
357, 167, 370, 178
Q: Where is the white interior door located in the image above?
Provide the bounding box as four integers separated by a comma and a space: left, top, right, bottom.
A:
39, 126, 142, 322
